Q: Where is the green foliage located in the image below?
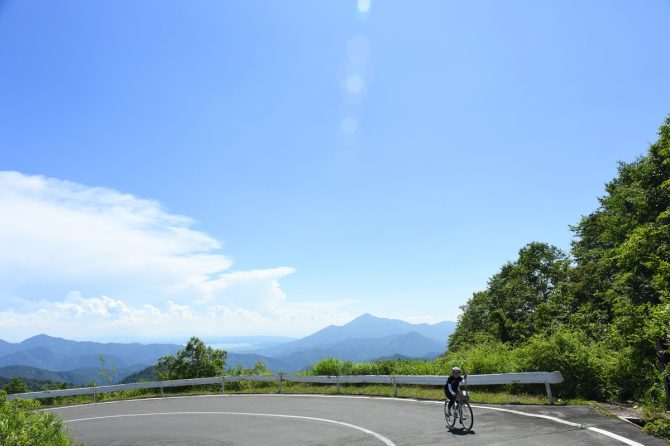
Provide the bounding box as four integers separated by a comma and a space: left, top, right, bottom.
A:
224, 361, 274, 392
155, 337, 226, 380
5, 378, 29, 395
449, 242, 571, 351
311, 357, 349, 376
98, 355, 116, 385
0, 390, 73, 446
445, 115, 670, 408
227, 361, 272, 376
453, 340, 518, 375
642, 417, 670, 440
309, 357, 446, 376
514, 330, 611, 399
120, 366, 157, 384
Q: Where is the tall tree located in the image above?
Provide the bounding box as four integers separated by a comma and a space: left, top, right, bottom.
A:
570, 116, 670, 402
155, 337, 226, 380
449, 242, 570, 350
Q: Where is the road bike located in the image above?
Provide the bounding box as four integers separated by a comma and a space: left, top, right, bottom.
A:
444, 377, 474, 430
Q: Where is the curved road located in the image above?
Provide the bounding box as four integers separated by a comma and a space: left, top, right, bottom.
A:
48, 394, 665, 445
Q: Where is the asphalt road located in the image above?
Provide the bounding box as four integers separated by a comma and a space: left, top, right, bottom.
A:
48, 394, 666, 446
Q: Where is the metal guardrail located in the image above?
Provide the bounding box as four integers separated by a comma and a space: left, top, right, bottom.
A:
6, 371, 564, 404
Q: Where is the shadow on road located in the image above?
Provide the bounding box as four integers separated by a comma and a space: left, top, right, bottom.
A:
446, 427, 476, 436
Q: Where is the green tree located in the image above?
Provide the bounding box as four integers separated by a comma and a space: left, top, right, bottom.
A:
570, 116, 670, 403
155, 337, 226, 380
5, 378, 28, 395
99, 355, 117, 385
448, 242, 570, 350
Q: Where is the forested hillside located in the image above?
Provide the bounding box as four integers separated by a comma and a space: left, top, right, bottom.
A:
448, 116, 670, 407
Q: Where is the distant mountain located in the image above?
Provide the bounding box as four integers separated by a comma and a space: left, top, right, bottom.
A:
0, 347, 131, 371
226, 352, 294, 373
0, 335, 181, 372
0, 363, 151, 386
17, 334, 180, 365
0, 365, 90, 387
259, 313, 455, 358
276, 331, 446, 370
0, 339, 17, 357
0, 314, 456, 381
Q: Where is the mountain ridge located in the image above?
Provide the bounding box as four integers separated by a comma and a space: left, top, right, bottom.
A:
0, 314, 456, 383
258, 313, 455, 358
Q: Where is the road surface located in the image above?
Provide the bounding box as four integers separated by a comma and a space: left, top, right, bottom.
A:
47, 394, 665, 445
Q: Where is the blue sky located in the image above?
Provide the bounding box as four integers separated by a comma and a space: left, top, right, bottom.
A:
1, 0, 669, 342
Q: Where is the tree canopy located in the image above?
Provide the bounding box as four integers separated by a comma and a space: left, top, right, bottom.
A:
448, 116, 670, 406
155, 337, 226, 380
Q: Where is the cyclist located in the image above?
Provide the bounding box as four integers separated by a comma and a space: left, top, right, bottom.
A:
444, 366, 466, 417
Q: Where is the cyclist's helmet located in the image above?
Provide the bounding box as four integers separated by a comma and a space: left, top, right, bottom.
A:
451, 367, 461, 375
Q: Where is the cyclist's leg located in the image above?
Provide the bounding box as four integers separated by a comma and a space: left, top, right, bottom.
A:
447, 394, 455, 412
445, 395, 457, 427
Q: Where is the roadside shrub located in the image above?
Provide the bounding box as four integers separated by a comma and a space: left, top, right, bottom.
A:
515, 330, 608, 399
311, 358, 346, 376
0, 391, 73, 446
351, 362, 376, 375
440, 339, 518, 375
371, 360, 397, 375
642, 417, 670, 440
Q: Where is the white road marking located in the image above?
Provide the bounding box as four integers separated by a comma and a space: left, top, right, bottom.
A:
587, 427, 647, 446
63, 411, 396, 446
466, 404, 646, 446
469, 405, 582, 428
49, 394, 649, 446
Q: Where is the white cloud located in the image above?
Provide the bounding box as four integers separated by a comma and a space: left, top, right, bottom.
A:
0, 171, 355, 341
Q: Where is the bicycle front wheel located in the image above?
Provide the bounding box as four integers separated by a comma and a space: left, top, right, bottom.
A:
444, 401, 456, 427
459, 402, 473, 430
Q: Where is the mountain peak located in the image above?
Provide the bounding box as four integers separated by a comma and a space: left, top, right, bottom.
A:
350, 313, 380, 322
21, 334, 66, 344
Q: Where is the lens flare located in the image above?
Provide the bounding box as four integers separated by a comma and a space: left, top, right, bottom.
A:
347, 36, 371, 66
341, 118, 358, 134
345, 75, 365, 94
357, 0, 371, 14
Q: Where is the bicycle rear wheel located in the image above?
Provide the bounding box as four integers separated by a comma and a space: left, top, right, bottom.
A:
459, 402, 473, 430
444, 401, 456, 427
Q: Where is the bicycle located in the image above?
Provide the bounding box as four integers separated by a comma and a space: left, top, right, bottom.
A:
444, 375, 474, 430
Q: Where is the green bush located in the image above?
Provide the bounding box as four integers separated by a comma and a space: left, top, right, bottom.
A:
642, 417, 670, 440
350, 362, 377, 375
459, 340, 518, 375
514, 330, 609, 399
311, 358, 347, 376
0, 391, 73, 446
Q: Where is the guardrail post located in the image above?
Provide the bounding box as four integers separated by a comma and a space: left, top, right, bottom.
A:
545, 382, 554, 405
278, 372, 283, 394
336, 376, 340, 394
220, 376, 225, 394
392, 376, 398, 398
159, 381, 164, 397
92, 383, 97, 404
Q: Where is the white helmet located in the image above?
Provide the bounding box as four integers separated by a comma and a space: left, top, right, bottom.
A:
451, 367, 461, 375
